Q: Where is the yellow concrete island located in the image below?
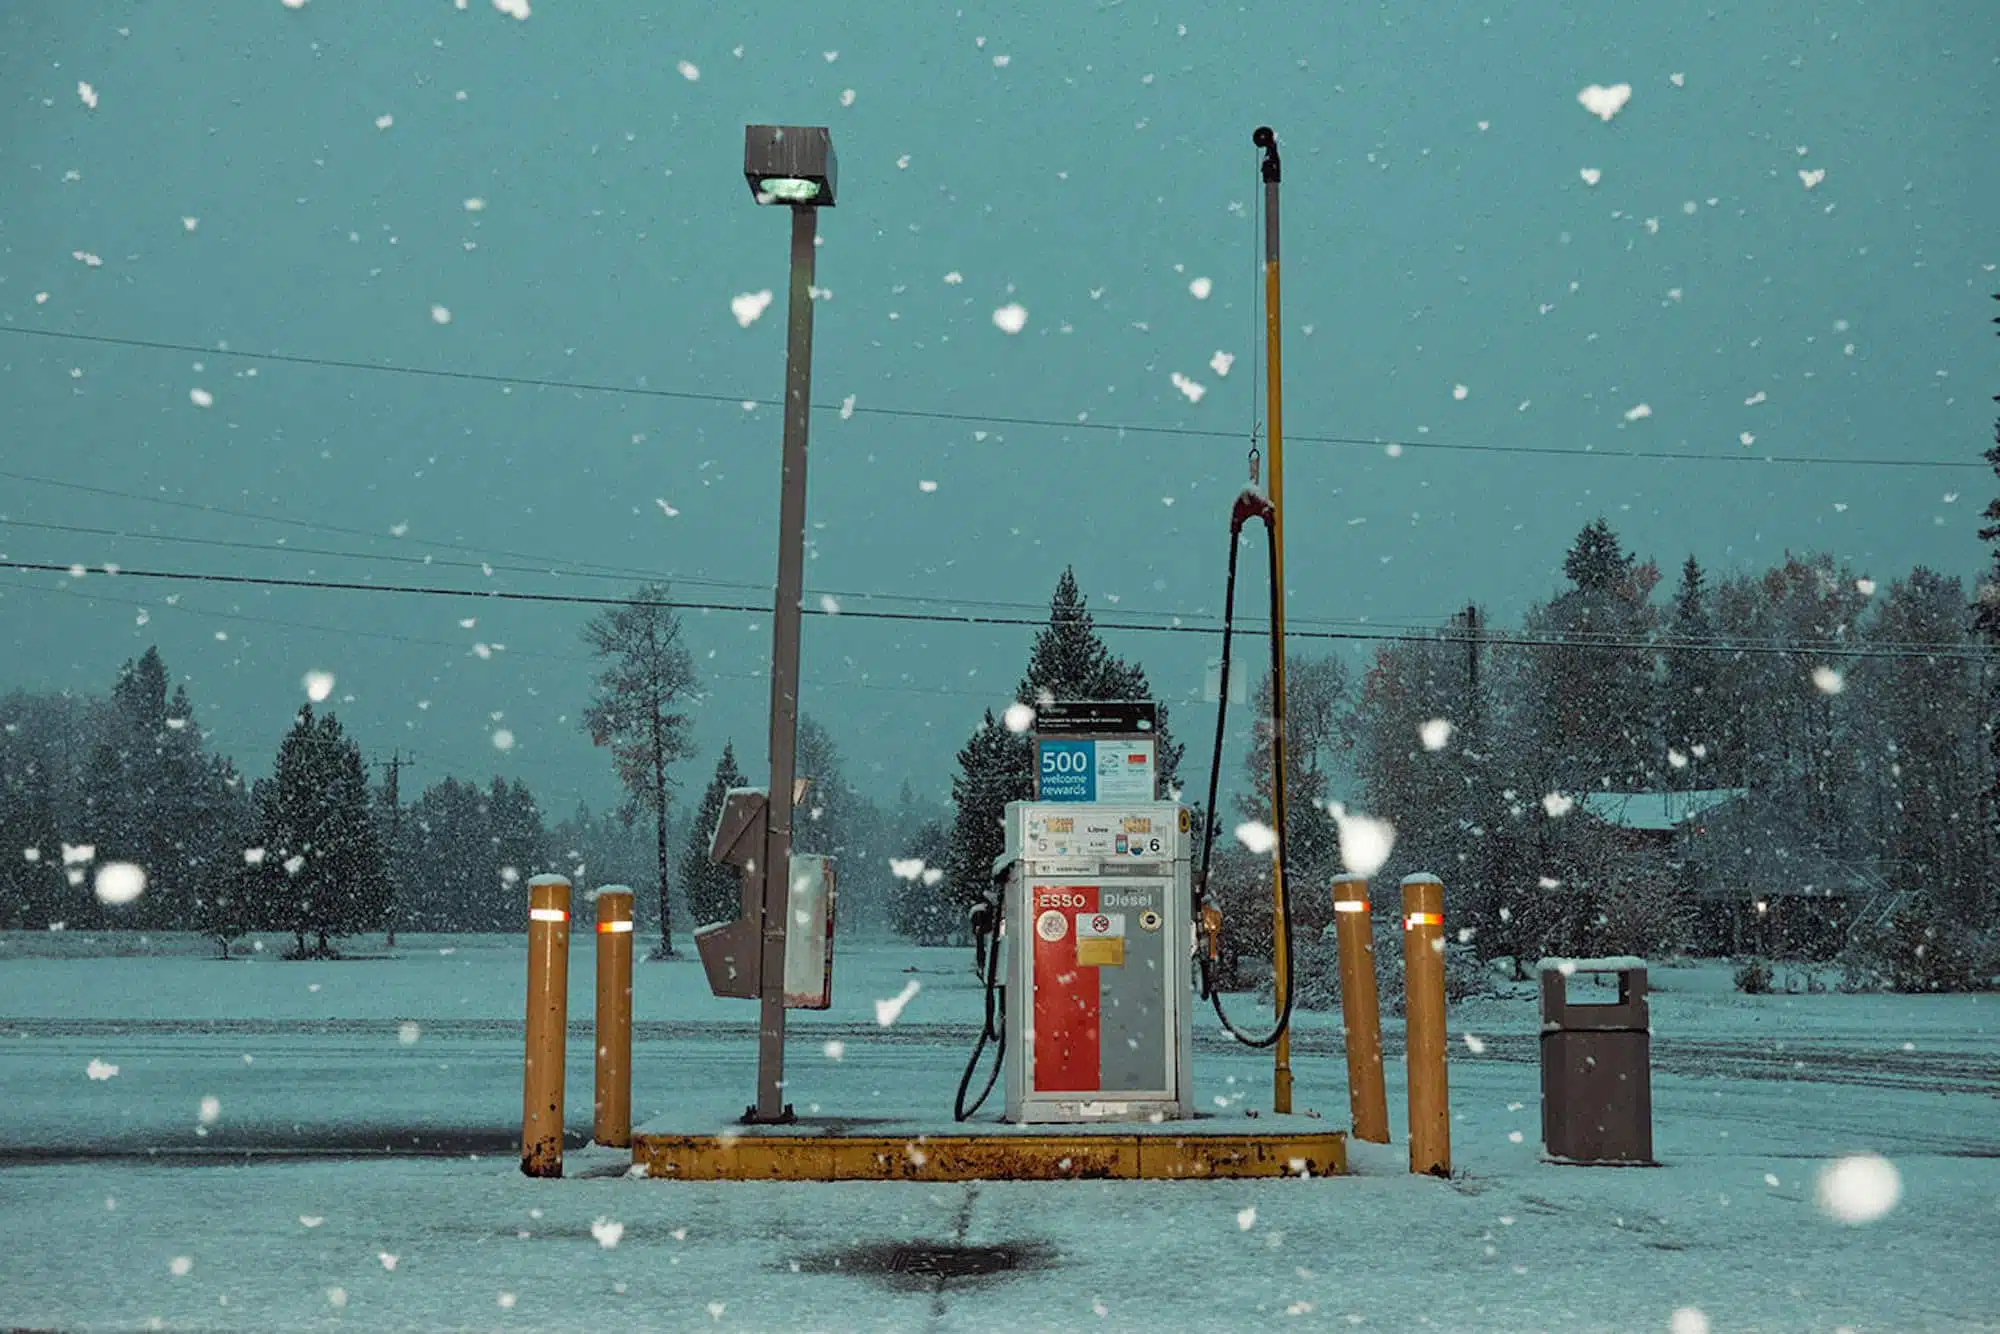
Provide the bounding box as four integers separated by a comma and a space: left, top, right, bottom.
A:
630, 1113, 1347, 1183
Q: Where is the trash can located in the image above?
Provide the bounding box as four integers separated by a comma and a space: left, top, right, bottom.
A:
1538, 958, 1654, 1166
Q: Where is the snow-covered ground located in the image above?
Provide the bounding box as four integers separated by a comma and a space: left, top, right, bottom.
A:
2, 934, 1995, 1332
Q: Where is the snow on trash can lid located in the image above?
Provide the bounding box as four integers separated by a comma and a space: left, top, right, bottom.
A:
1537, 955, 1646, 976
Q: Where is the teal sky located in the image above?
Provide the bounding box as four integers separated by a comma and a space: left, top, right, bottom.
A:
3, 1, 1994, 821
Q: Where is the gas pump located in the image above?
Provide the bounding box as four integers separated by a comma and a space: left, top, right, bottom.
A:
963, 800, 1196, 1125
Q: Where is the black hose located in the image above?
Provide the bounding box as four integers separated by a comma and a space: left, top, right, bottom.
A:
1192, 502, 1297, 1050
952, 914, 1006, 1121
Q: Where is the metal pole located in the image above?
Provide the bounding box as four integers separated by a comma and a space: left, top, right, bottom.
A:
1332, 875, 1389, 1143
749, 203, 818, 1124
593, 886, 635, 1147
1256, 126, 1294, 1116
1402, 873, 1451, 1177
521, 874, 571, 1177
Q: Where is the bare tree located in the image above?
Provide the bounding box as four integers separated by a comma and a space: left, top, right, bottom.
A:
582, 584, 698, 958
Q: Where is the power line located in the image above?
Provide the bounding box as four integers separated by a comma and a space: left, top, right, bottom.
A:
0, 511, 1455, 637
3, 567, 1003, 703
2, 325, 1979, 472
6, 557, 1993, 665
0, 466, 730, 592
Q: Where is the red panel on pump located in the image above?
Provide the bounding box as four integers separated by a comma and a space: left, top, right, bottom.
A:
1030, 884, 1100, 1092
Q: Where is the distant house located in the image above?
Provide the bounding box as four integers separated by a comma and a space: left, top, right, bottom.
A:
1570, 786, 1865, 957
1573, 788, 1747, 850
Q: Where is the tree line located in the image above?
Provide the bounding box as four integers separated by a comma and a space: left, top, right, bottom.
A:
928, 533, 1998, 990
0, 616, 945, 958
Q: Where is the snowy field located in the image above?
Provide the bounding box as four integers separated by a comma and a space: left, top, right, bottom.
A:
2, 933, 1996, 1333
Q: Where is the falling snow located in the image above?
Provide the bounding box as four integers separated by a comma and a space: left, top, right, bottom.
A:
731, 291, 773, 328
1816, 1154, 1902, 1224
874, 980, 921, 1026
1575, 83, 1631, 122
93, 862, 146, 905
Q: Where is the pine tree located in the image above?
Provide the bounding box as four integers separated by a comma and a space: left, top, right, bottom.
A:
407, 777, 483, 931
891, 820, 956, 944
488, 778, 549, 930
944, 710, 1030, 928
255, 706, 383, 957
1861, 569, 1989, 925
793, 716, 851, 859
1661, 556, 1722, 787
0, 724, 65, 929
581, 583, 699, 958
1524, 520, 1662, 793
944, 568, 1189, 933
1015, 568, 1186, 791
682, 743, 748, 929
1976, 291, 2000, 885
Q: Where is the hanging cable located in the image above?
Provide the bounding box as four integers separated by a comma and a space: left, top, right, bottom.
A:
952, 895, 1007, 1121
1190, 485, 1296, 1048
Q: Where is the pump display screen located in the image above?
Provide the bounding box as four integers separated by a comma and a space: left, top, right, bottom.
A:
1028, 881, 1171, 1094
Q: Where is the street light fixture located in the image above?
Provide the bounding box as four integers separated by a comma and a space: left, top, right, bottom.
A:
740, 123, 836, 1125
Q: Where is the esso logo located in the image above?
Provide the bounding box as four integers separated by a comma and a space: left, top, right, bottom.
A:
1036, 890, 1089, 909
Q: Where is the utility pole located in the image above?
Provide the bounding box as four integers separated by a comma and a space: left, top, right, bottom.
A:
384, 750, 402, 948
1464, 603, 1482, 740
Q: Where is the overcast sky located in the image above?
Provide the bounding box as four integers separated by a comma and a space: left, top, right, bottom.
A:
2, 1, 1994, 823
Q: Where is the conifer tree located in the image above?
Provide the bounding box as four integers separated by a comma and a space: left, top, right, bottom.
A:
682, 743, 748, 929
1661, 556, 1721, 788
945, 568, 1187, 929
1976, 291, 2000, 871
255, 706, 383, 957
891, 820, 955, 944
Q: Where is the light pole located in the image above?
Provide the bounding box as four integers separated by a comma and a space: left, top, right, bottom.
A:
741, 124, 836, 1124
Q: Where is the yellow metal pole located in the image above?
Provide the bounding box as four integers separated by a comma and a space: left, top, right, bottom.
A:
522, 874, 571, 1178
593, 886, 635, 1148
1255, 125, 1293, 1116
1401, 873, 1451, 1177
1332, 875, 1389, 1143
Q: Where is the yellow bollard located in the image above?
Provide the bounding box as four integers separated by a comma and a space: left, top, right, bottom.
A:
593, 886, 635, 1148
521, 874, 571, 1178
1332, 874, 1389, 1144
1401, 873, 1450, 1176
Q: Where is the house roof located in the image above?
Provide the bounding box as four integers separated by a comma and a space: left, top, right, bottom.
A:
1576, 788, 1747, 832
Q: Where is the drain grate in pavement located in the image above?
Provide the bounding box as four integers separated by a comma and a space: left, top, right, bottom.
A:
793, 1241, 1054, 1288
890, 1244, 1019, 1278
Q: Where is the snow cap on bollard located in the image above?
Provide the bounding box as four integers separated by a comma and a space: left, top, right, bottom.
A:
528, 874, 571, 923
594, 884, 635, 933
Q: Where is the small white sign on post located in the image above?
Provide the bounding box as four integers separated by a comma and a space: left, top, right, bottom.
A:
783, 854, 836, 1010
1203, 658, 1248, 705
1092, 740, 1156, 802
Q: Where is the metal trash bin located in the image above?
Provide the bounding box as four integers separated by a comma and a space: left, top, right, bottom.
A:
1538, 958, 1654, 1166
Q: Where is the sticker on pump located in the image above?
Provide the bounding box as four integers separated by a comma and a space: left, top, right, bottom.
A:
1035, 909, 1069, 942
1076, 912, 1127, 967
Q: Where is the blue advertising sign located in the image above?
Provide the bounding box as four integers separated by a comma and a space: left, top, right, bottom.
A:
1037, 739, 1096, 802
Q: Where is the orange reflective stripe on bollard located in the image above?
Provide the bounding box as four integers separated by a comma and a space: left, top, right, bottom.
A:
1400, 873, 1450, 1178
1332, 874, 1389, 1145
593, 886, 635, 1149
522, 875, 571, 1178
